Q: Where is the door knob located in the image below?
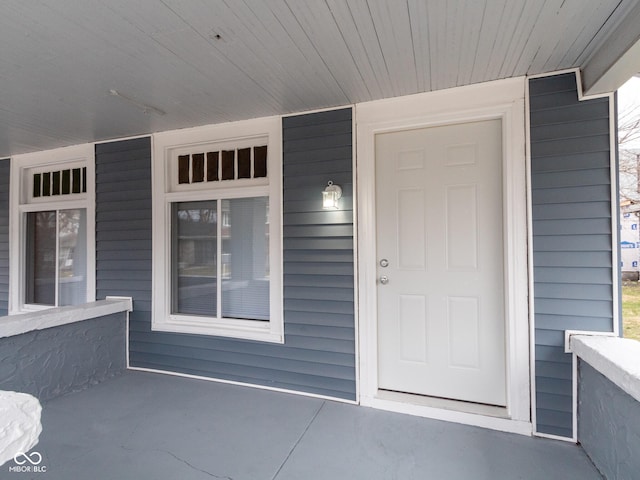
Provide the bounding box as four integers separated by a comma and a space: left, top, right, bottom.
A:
379, 275, 389, 285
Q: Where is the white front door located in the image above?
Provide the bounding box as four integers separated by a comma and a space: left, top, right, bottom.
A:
375, 119, 506, 406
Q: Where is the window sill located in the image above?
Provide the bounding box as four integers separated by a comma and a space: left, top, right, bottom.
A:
569, 334, 640, 403
153, 316, 284, 344
0, 297, 133, 339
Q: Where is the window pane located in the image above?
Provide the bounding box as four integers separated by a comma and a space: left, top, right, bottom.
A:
33, 173, 42, 198
173, 201, 217, 316
222, 197, 270, 321
253, 145, 267, 178
61, 169, 71, 194
237, 148, 251, 179
178, 155, 190, 184
192, 153, 205, 183
206, 152, 219, 182
72, 168, 81, 193
25, 211, 56, 306
58, 209, 87, 306
42, 172, 51, 196
52, 171, 61, 195
221, 150, 235, 180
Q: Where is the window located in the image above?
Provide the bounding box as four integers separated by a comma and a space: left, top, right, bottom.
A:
10, 144, 95, 313
25, 209, 87, 306
152, 117, 283, 342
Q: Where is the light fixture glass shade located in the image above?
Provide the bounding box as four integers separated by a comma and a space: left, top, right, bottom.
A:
322, 181, 342, 210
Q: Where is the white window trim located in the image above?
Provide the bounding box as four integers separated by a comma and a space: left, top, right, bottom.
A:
152, 116, 283, 343
9, 143, 96, 315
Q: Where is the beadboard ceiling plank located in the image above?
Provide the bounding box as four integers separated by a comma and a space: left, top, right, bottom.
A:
549, 0, 617, 69
497, 0, 548, 78
280, 0, 372, 103
468, 0, 513, 85
256, 0, 351, 106
529, 0, 610, 73
483, 0, 529, 81
365, 0, 419, 97
158, 0, 334, 111
333, 0, 397, 99
0, 0, 636, 156
574, 0, 640, 66
324, 0, 386, 100
422, 0, 447, 91
511, 0, 575, 74
446, 0, 484, 88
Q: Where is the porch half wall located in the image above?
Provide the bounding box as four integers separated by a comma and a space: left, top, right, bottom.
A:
95, 108, 357, 401
529, 72, 616, 438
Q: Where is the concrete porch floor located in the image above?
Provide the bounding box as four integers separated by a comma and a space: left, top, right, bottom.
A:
7, 371, 602, 480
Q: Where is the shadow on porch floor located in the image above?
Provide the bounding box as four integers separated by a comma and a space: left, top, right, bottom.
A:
9, 371, 602, 480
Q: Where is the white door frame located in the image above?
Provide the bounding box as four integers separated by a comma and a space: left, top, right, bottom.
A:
355, 77, 531, 435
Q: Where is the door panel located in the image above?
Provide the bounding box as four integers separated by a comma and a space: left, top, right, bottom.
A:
376, 119, 506, 406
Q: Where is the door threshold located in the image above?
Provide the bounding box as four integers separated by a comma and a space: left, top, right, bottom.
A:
364, 390, 531, 435
376, 389, 509, 419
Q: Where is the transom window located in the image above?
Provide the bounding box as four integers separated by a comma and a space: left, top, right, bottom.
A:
152, 117, 283, 343
177, 145, 267, 185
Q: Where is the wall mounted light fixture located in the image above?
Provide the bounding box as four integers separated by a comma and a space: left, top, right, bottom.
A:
322, 181, 342, 210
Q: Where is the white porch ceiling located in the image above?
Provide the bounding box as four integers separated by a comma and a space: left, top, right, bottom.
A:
1, 0, 639, 157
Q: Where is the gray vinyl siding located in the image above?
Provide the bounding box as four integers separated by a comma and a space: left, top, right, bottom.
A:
95, 137, 153, 327
96, 109, 356, 400
0, 159, 9, 316
529, 72, 614, 438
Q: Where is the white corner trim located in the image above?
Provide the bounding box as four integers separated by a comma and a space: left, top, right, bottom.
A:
350, 106, 361, 403
569, 334, 640, 403
0, 298, 133, 339
524, 73, 539, 436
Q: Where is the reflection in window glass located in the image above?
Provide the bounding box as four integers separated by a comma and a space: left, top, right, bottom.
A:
173, 201, 218, 316
25, 209, 87, 306
222, 197, 270, 321
206, 152, 219, 182
58, 209, 87, 306
26, 211, 56, 305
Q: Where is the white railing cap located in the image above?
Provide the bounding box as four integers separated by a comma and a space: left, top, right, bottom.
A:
569, 334, 640, 403
0, 297, 132, 339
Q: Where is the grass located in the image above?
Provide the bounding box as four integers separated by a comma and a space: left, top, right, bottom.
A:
622, 282, 640, 341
